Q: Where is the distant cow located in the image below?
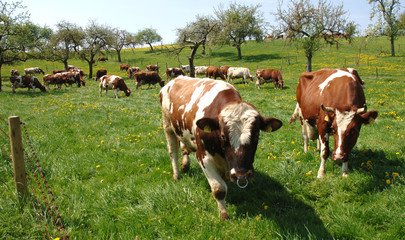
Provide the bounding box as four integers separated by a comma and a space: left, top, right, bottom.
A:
10, 75, 46, 93
10, 69, 20, 77
120, 64, 130, 71
289, 68, 378, 178
219, 66, 230, 79
95, 69, 107, 81
146, 64, 159, 73
205, 66, 225, 80
165, 68, 185, 81
195, 66, 208, 75
133, 71, 165, 89
99, 75, 131, 98
98, 57, 108, 61
24, 67, 45, 75
255, 69, 284, 89
160, 76, 282, 219
181, 65, 191, 74
227, 67, 254, 84
127, 67, 140, 79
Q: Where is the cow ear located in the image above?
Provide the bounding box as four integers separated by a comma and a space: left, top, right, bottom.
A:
260, 117, 282, 133
361, 111, 378, 124
196, 118, 219, 133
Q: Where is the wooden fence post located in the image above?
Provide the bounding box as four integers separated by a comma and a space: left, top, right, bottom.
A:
8, 116, 28, 199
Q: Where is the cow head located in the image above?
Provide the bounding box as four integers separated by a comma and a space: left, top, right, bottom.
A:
159, 80, 165, 87
197, 103, 282, 188
125, 88, 131, 97
322, 105, 378, 162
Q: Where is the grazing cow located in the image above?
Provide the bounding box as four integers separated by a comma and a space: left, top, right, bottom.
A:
127, 67, 140, 79
160, 76, 282, 219
133, 71, 165, 89
195, 66, 208, 75
120, 64, 130, 71
10, 69, 20, 77
205, 66, 225, 80
98, 57, 108, 61
255, 69, 284, 89
10, 75, 46, 93
219, 66, 230, 79
24, 67, 45, 75
289, 68, 378, 178
165, 67, 185, 81
146, 64, 159, 72
181, 65, 191, 74
95, 69, 107, 81
99, 75, 131, 98
227, 67, 254, 84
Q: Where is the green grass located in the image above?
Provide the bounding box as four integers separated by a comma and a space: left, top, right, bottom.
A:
1, 37, 404, 239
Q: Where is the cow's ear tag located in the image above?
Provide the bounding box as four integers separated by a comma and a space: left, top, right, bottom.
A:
324, 115, 330, 122
204, 125, 212, 133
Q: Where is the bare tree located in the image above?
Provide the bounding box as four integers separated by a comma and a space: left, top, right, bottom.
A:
46, 21, 84, 70
214, 3, 265, 60
275, 0, 353, 72
171, 15, 218, 77
110, 29, 133, 62
77, 21, 113, 78
368, 0, 401, 56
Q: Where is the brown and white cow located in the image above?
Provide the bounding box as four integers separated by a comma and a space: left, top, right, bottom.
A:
127, 67, 140, 79
195, 66, 208, 75
94, 69, 107, 81
133, 71, 165, 89
10, 69, 20, 77
289, 68, 378, 178
146, 64, 159, 73
255, 69, 284, 89
10, 75, 46, 93
99, 75, 131, 98
219, 66, 230, 79
227, 67, 254, 84
165, 67, 185, 81
160, 76, 282, 219
24, 67, 45, 75
98, 57, 108, 61
205, 66, 225, 80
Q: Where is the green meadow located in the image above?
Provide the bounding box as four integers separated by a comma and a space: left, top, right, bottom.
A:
0, 37, 404, 239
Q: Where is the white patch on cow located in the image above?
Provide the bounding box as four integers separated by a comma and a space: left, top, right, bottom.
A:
335, 109, 356, 155
230, 168, 236, 175
221, 103, 259, 150
318, 70, 355, 94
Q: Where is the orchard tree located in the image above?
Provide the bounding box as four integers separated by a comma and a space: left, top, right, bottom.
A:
214, 3, 265, 60
368, 0, 401, 56
0, 0, 50, 91
275, 0, 353, 72
77, 21, 113, 78
174, 15, 218, 77
135, 28, 162, 51
110, 29, 133, 62
46, 21, 84, 70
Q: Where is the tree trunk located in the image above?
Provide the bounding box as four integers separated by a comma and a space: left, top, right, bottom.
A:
202, 42, 206, 55
88, 61, 94, 79
116, 50, 122, 62
237, 45, 242, 60
63, 60, 69, 71
148, 43, 154, 52
189, 44, 200, 77
391, 37, 395, 57
306, 55, 312, 72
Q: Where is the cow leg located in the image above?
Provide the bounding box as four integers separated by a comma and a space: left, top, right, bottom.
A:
199, 155, 229, 220
341, 162, 348, 177
114, 89, 119, 99
317, 133, 330, 178
162, 115, 181, 180
180, 143, 190, 173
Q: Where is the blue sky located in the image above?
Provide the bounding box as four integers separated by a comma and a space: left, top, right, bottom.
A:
16, 0, 383, 44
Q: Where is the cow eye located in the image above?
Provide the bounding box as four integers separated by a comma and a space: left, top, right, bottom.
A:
221, 134, 226, 140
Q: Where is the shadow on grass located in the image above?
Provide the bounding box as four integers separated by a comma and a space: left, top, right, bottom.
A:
226, 171, 332, 239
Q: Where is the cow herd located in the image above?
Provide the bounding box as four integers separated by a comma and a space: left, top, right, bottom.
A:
8, 63, 379, 220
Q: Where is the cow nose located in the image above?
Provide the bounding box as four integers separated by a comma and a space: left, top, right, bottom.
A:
230, 169, 254, 188
333, 152, 346, 162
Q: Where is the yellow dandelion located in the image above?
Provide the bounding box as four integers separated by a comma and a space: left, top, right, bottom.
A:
306, 171, 312, 176
392, 172, 399, 178
386, 179, 391, 184
100, 179, 104, 183
96, 165, 101, 168
396, 152, 400, 155
101, 140, 104, 143
113, 149, 117, 152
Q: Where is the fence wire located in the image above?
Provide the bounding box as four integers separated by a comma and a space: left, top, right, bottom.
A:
0, 116, 69, 240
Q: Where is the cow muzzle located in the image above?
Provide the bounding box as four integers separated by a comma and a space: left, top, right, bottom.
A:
332, 152, 347, 162
230, 168, 253, 188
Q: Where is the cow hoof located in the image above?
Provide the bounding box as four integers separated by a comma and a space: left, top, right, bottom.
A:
220, 211, 230, 220
173, 174, 180, 181
180, 164, 190, 173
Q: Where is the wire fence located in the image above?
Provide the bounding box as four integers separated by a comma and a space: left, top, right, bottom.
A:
0, 116, 69, 240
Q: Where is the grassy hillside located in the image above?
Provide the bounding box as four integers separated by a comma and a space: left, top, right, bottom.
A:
0, 37, 404, 239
